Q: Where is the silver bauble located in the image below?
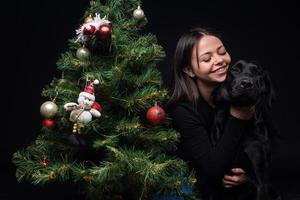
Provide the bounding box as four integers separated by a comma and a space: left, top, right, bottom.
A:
40, 101, 58, 118
133, 6, 145, 20
76, 47, 90, 60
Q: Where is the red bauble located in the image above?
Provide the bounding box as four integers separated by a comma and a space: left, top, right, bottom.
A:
83, 24, 96, 35
146, 105, 166, 124
43, 118, 55, 128
96, 24, 112, 40
92, 101, 102, 112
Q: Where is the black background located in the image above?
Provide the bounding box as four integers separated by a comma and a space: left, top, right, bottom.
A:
3, 0, 300, 199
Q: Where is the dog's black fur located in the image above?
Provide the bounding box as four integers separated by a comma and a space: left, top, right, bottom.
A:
211, 60, 281, 200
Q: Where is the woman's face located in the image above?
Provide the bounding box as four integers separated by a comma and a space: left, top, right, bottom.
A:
185, 35, 231, 86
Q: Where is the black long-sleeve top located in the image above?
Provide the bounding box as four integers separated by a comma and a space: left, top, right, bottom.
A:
171, 95, 251, 199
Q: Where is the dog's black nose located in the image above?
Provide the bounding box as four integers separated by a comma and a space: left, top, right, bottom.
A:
240, 79, 253, 89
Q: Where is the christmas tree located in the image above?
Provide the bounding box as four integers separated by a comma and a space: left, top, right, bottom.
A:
12, 0, 197, 199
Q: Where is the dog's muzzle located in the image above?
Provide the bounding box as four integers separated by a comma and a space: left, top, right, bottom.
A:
240, 78, 253, 89
230, 77, 259, 106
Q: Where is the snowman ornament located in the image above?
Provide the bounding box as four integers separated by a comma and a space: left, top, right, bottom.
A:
64, 80, 101, 133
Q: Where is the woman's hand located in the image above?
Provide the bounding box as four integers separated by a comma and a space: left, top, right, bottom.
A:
222, 168, 248, 188
230, 105, 255, 120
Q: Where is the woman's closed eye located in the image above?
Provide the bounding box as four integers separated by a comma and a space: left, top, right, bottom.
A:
200, 55, 211, 62
199, 47, 227, 63
218, 47, 227, 55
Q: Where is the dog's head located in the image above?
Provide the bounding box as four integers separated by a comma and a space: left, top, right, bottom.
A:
213, 60, 275, 109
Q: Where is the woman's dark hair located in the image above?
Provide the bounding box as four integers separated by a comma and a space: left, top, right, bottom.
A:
167, 27, 220, 107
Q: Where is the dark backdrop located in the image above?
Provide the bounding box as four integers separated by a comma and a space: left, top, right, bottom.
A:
3, 0, 299, 199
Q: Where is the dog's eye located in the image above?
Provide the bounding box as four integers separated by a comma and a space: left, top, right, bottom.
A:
249, 67, 262, 75
230, 67, 240, 73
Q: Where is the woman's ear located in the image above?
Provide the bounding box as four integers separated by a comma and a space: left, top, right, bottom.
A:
183, 67, 195, 78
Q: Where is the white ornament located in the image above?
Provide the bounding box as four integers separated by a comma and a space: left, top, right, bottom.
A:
93, 79, 99, 85
133, 6, 145, 20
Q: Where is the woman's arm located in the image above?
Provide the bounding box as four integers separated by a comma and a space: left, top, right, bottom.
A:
220, 106, 255, 187
172, 105, 252, 182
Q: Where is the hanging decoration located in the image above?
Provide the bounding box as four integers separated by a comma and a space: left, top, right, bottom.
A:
95, 23, 112, 40
64, 79, 102, 133
75, 13, 111, 43
42, 118, 56, 128
146, 103, 166, 124
133, 6, 145, 20
76, 46, 91, 60
40, 101, 58, 118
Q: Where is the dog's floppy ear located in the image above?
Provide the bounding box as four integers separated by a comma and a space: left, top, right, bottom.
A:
263, 71, 276, 109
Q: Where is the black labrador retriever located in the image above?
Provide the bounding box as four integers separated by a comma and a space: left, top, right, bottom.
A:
211, 60, 281, 200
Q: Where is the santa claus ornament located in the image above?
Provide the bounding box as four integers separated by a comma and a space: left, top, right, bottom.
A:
64, 79, 102, 133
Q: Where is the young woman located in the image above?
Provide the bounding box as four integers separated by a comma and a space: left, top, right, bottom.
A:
167, 27, 258, 200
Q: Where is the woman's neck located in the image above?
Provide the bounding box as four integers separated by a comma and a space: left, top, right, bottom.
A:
196, 80, 217, 106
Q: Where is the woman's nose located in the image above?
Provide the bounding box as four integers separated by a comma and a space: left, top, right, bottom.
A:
213, 55, 224, 65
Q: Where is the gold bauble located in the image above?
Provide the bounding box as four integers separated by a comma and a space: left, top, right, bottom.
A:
76, 47, 90, 60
